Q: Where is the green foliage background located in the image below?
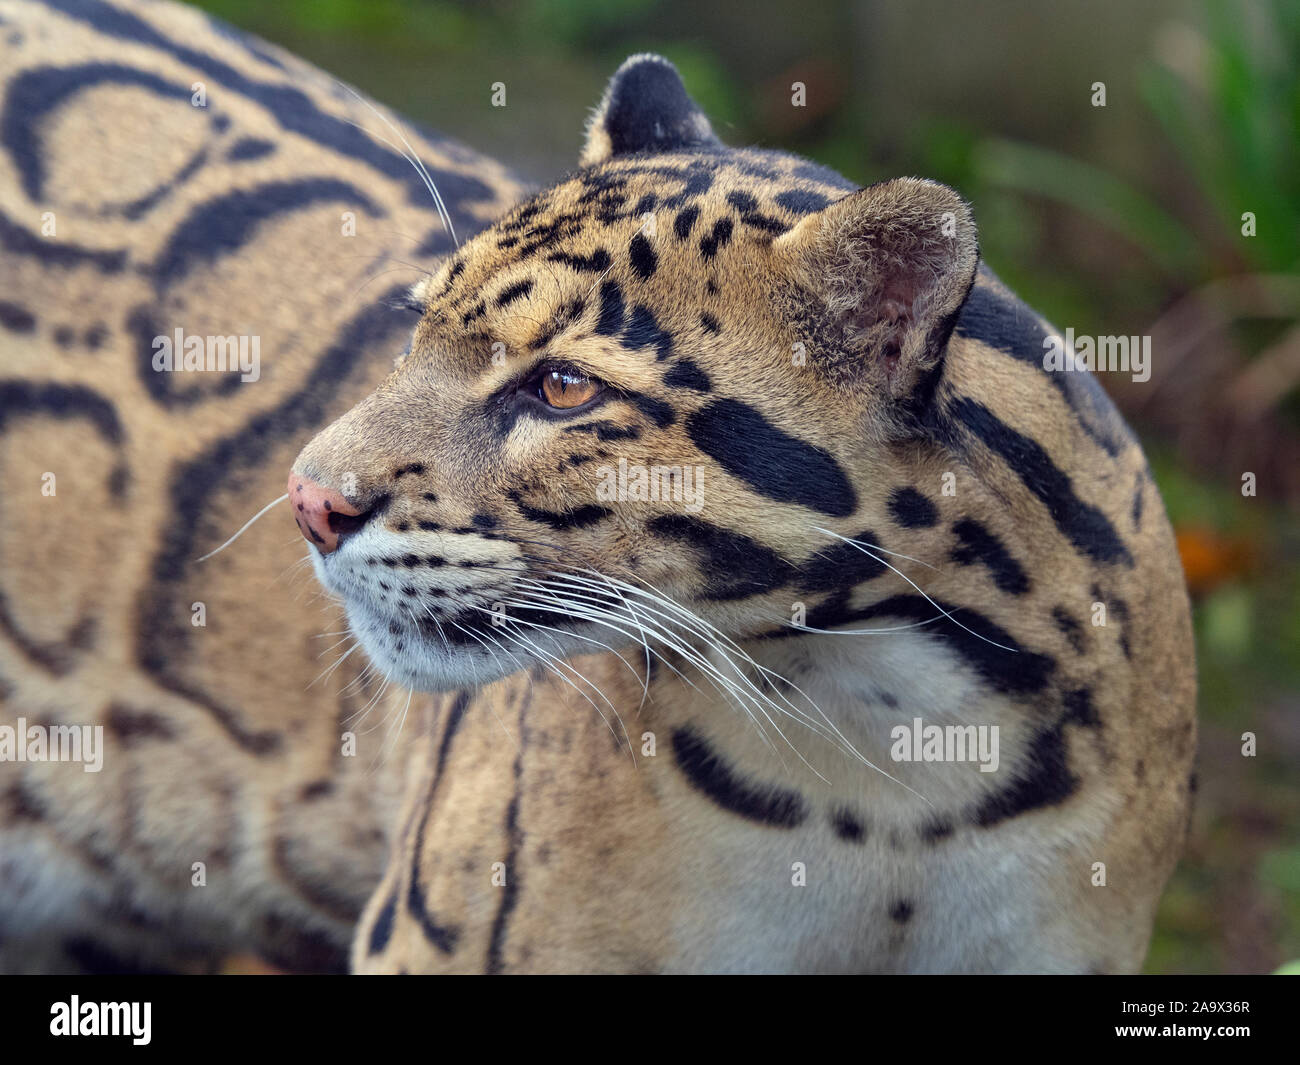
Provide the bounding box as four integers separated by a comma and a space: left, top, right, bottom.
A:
191, 0, 1300, 974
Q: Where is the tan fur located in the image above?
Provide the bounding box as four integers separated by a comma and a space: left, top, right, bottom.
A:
312, 108, 1193, 970
0, 3, 1194, 974
0, 0, 525, 972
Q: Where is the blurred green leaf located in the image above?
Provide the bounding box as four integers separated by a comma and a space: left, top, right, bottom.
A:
973, 138, 1204, 278
1200, 584, 1254, 659
1260, 846, 1300, 895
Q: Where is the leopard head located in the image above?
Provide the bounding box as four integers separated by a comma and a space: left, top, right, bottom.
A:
290, 53, 979, 692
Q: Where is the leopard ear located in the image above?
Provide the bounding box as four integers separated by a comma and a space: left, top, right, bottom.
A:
582, 53, 721, 166
774, 177, 979, 403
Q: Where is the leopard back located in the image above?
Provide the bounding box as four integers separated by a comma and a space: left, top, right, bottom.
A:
0, 0, 525, 972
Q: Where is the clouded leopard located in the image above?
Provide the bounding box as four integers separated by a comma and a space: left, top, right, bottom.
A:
0, 0, 1195, 974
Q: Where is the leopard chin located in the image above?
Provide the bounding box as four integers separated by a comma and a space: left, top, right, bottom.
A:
340, 592, 621, 693
312, 544, 633, 693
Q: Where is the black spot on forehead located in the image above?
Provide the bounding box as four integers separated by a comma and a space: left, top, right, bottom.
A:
547, 248, 611, 273
774, 188, 831, 214
595, 280, 625, 336
687, 398, 857, 517
495, 207, 590, 259
494, 278, 533, 308
626, 392, 675, 428
577, 167, 627, 197
699, 217, 733, 260
663, 360, 711, 391
593, 159, 716, 204
659, 161, 716, 205
674, 205, 700, 239
622, 305, 673, 360
738, 210, 789, 235
725, 189, 792, 234
528, 295, 586, 350
499, 202, 542, 233
629, 232, 657, 279
438, 262, 464, 297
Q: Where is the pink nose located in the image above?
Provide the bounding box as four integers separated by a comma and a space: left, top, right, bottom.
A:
287, 472, 366, 554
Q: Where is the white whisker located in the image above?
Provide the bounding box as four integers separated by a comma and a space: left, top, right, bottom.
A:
337, 86, 458, 247
196, 493, 289, 562
811, 528, 1019, 653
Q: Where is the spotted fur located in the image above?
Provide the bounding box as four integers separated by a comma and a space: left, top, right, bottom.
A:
0, 0, 524, 972
296, 56, 1196, 973
0, 6, 1195, 974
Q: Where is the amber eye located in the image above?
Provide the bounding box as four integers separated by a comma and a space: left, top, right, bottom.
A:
539, 368, 601, 409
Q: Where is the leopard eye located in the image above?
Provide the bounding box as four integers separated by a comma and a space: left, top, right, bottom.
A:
539, 368, 601, 409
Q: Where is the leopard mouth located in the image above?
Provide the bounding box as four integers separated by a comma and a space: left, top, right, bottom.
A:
316, 547, 622, 692
344, 595, 624, 691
